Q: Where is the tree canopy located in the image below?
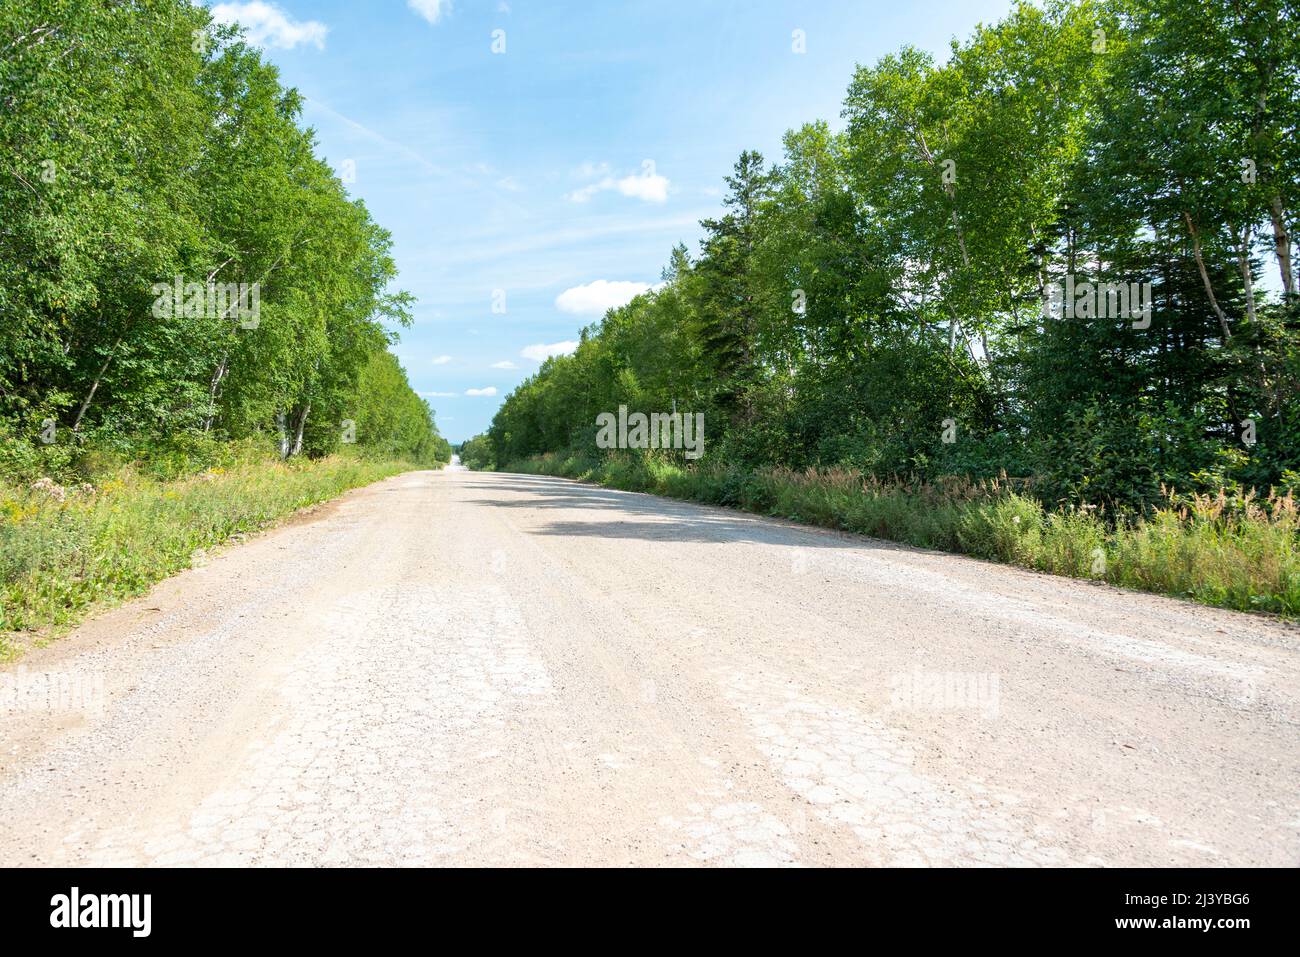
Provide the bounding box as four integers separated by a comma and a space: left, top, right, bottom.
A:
479, 0, 1298, 511
1, 0, 448, 470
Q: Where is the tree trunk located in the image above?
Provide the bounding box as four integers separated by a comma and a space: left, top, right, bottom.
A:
1231, 225, 1276, 409
949, 206, 971, 269
203, 353, 229, 433
290, 404, 310, 457
1028, 223, 1049, 303
71, 337, 122, 432
1183, 211, 1232, 341
1268, 195, 1294, 297
276, 412, 291, 459
1235, 223, 1258, 326
914, 126, 970, 353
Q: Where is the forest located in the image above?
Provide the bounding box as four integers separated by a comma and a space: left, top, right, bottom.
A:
0, 0, 449, 477
478, 0, 1296, 510
465, 0, 1299, 612
1, 1, 446, 644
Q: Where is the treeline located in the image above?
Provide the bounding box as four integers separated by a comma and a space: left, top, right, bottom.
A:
481, 0, 1298, 512
0, 0, 449, 477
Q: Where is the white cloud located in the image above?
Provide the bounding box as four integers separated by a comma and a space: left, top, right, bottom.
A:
490, 360, 518, 369
495, 176, 523, 192
209, 2, 328, 50
555, 280, 651, 316
521, 341, 579, 362
465, 387, 498, 397
567, 162, 670, 204
615, 170, 670, 203
432, 354, 453, 365
407, 0, 452, 25
419, 391, 457, 398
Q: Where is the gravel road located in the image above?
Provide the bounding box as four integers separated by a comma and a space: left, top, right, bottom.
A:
2, 468, 1297, 866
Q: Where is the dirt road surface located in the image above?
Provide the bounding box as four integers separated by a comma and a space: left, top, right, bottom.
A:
2, 469, 1297, 866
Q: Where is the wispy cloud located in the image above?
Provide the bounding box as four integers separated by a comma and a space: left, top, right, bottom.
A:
555, 280, 651, 315
427, 213, 705, 267
210, 2, 328, 50
302, 97, 449, 179
521, 341, 579, 362
465, 386, 498, 397
419, 391, 458, 398
432, 354, 453, 365
490, 360, 518, 369
568, 162, 671, 204
408, 0, 452, 25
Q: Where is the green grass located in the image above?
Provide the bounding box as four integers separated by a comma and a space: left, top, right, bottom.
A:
506, 451, 1300, 617
1, 449, 415, 658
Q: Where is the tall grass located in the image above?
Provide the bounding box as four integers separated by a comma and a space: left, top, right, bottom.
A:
1, 450, 413, 657
507, 451, 1299, 616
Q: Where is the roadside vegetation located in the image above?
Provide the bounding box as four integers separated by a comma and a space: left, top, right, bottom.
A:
470, 0, 1300, 616
457, 435, 496, 472
509, 450, 1298, 616
0, 441, 418, 658
0, 2, 450, 651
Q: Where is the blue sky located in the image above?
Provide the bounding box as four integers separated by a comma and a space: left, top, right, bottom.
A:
207, 0, 1015, 441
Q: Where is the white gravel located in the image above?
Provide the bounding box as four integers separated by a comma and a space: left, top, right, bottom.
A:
1, 468, 1297, 866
